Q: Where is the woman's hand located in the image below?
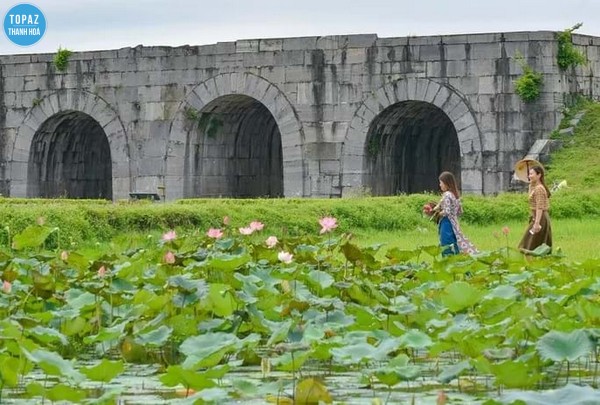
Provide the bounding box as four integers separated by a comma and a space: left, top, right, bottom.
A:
532, 223, 542, 233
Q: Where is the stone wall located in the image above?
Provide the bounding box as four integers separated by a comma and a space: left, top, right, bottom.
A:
0, 31, 598, 200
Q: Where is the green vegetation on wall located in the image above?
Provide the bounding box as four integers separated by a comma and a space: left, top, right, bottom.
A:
53, 47, 73, 72
513, 52, 543, 102
556, 23, 586, 70
183, 107, 223, 138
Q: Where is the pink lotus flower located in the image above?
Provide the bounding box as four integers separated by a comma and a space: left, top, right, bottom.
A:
207, 228, 223, 239
278, 251, 293, 264
239, 227, 254, 235
164, 251, 176, 264
437, 390, 448, 405
250, 221, 264, 231
502, 226, 510, 236
98, 266, 107, 277
60, 250, 69, 261
265, 236, 278, 248
162, 230, 177, 242
319, 216, 338, 234
2, 280, 11, 294
223, 216, 231, 225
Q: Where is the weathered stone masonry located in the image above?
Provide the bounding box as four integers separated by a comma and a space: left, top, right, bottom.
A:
0, 31, 599, 200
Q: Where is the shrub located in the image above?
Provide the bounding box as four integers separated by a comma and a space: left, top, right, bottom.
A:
54, 47, 73, 72
557, 23, 586, 70
514, 65, 543, 102
0, 192, 597, 248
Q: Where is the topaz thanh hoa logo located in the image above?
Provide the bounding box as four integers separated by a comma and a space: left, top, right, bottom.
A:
3, 3, 46, 47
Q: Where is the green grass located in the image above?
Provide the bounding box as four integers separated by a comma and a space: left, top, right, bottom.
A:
82, 217, 599, 263
546, 99, 600, 190
353, 218, 600, 262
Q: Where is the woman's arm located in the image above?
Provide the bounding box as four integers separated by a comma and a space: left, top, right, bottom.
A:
438, 192, 453, 217
533, 209, 543, 233
532, 186, 547, 233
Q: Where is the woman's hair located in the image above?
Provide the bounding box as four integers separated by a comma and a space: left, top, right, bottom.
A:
439, 171, 460, 198
530, 165, 551, 198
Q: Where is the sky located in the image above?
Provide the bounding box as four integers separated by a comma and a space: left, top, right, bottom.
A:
1, 0, 599, 55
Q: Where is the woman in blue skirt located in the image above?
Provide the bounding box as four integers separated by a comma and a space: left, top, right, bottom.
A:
435, 172, 477, 256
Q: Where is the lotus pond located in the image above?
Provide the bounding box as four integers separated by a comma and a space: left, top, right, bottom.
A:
0, 219, 599, 404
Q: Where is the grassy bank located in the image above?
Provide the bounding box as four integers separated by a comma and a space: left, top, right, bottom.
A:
0, 191, 597, 253
547, 98, 600, 190
355, 217, 600, 261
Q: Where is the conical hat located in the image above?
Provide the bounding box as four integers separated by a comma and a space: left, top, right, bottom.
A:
514, 158, 543, 183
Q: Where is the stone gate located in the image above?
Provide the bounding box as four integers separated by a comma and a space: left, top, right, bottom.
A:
0, 31, 599, 200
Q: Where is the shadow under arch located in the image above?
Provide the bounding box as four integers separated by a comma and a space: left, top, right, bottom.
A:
9, 89, 131, 200
166, 72, 306, 199
28, 110, 113, 199
341, 78, 483, 196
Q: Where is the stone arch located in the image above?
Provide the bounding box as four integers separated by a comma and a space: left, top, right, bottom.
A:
9, 90, 131, 199
341, 78, 483, 195
167, 72, 306, 199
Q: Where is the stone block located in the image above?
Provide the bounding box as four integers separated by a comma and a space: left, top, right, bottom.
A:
4, 76, 25, 91
470, 43, 502, 59
418, 45, 442, 62
461, 169, 483, 194
316, 36, 339, 50
454, 112, 476, 133
466, 33, 501, 44
285, 66, 312, 83
319, 159, 340, 176
528, 31, 557, 42
133, 176, 161, 193
260, 39, 283, 52
445, 44, 467, 60
236, 39, 260, 53
340, 172, 364, 189
10, 182, 28, 197
478, 76, 496, 95
466, 59, 495, 76
304, 142, 341, 160
30, 53, 53, 63
215, 42, 235, 54
376, 37, 409, 47
441, 34, 469, 45
275, 50, 304, 66
482, 132, 499, 151
112, 177, 131, 201
259, 66, 285, 84
448, 76, 478, 94
558, 127, 574, 136
344, 48, 366, 64
10, 161, 28, 181
410, 36, 442, 46
0, 54, 32, 63
283, 37, 318, 51
141, 102, 165, 121
346, 34, 377, 48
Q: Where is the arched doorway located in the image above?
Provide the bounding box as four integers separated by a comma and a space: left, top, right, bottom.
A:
166, 73, 306, 200
341, 78, 483, 196
365, 101, 460, 195
27, 111, 112, 199
184, 94, 283, 198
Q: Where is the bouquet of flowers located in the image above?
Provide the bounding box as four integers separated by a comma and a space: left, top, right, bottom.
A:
422, 201, 442, 223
